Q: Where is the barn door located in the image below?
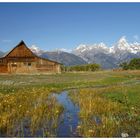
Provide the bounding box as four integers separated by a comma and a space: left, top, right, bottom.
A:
10, 63, 17, 73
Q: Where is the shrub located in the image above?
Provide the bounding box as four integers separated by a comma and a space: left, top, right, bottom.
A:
64, 64, 101, 72
120, 58, 140, 70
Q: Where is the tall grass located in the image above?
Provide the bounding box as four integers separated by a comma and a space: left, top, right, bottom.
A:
0, 87, 63, 137
70, 86, 140, 137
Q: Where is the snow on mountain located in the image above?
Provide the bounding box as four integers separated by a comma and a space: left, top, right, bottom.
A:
75, 43, 110, 55
52, 48, 72, 53
41, 51, 87, 66
115, 36, 130, 51
28, 36, 140, 69
130, 42, 140, 54
73, 36, 140, 69
112, 36, 140, 55
75, 36, 140, 55
30, 45, 44, 56
30, 45, 87, 66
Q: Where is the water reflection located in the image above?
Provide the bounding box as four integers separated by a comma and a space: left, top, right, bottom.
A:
52, 91, 80, 137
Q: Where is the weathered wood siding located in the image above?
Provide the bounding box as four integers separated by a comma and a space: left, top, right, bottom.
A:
0, 65, 8, 73
7, 62, 37, 73
36, 57, 61, 73
0, 58, 8, 73
7, 43, 35, 58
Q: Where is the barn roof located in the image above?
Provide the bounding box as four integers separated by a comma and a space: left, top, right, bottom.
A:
0, 40, 62, 65
2, 40, 34, 58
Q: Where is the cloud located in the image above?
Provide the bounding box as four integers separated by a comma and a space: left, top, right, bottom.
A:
2, 39, 12, 43
133, 35, 139, 41
55, 48, 72, 53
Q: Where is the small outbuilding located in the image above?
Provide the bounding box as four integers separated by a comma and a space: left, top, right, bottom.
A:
0, 41, 61, 74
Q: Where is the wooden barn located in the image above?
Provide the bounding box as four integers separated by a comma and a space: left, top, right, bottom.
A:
0, 41, 61, 74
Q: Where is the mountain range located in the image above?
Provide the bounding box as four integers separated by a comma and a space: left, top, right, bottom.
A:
73, 36, 140, 69
30, 45, 87, 66
0, 36, 140, 69
30, 36, 140, 69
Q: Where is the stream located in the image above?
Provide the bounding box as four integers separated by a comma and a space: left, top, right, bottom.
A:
52, 91, 80, 137
2, 80, 139, 137
0, 90, 80, 137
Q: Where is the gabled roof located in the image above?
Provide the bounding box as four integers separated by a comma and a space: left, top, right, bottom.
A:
3, 40, 35, 58
1, 40, 31, 58
0, 40, 62, 65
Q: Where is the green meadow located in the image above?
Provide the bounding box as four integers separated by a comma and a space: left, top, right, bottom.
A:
0, 70, 140, 137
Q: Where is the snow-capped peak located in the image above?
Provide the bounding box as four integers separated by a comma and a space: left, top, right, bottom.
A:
73, 36, 140, 55
98, 42, 107, 48
30, 45, 40, 52
115, 36, 130, 50
75, 44, 88, 52
113, 36, 140, 54
30, 45, 44, 56
76, 44, 87, 50
118, 36, 127, 44
76, 43, 107, 50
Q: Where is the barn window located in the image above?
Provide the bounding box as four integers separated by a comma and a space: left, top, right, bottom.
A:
28, 63, 31, 66
11, 63, 17, 67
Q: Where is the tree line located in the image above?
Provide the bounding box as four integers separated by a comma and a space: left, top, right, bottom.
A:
61, 58, 140, 72
120, 58, 140, 70
61, 63, 100, 72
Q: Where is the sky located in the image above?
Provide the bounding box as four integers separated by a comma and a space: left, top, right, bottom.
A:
0, 2, 140, 52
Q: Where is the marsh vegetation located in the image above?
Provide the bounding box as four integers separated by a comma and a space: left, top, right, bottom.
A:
0, 70, 140, 137
70, 86, 140, 137
0, 87, 63, 137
